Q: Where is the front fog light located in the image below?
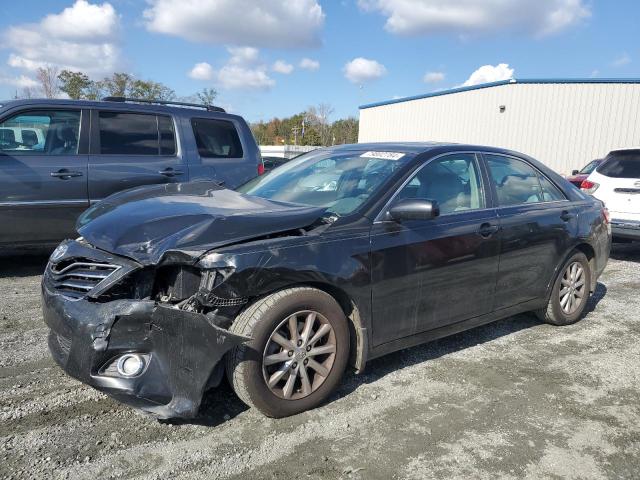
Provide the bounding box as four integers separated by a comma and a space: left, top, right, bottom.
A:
116, 354, 145, 377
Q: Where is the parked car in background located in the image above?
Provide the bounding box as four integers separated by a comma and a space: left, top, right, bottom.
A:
582, 149, 640, 241
0, 97, 262, 249
42, 143, 610, 420
261, 155, 290, 173
566, 159, 602, 187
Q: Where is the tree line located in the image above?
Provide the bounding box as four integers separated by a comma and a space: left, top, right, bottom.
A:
18, 65, 218, 105
251, 103, 359, 146
17, 66, 359, 147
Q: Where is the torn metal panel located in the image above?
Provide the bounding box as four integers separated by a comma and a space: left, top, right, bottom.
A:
42, 284, 248, 419
76, 182, 326, 265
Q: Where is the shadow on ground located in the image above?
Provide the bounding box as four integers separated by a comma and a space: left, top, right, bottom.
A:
192, 282, 607, 426
0, 253, 49, 279
610, 241, 640, 263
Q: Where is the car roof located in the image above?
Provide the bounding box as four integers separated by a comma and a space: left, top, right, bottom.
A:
326, 141, 523, 156
0, 98, 243, 120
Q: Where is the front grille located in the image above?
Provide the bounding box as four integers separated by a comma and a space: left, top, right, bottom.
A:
49, 258, 120, 299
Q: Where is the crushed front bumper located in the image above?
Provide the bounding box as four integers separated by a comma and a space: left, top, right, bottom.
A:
42, 267, 248, 420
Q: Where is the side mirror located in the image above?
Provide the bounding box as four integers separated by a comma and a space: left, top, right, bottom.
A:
571, 169, 579, 175
386, 198, 440, 222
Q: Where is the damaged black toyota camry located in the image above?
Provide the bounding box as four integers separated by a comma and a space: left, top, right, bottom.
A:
42, 143, 611, 419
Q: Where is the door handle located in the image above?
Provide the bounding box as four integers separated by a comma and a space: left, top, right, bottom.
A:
158, 168, 184, 177
50, 169, 83, 179
560, 210, 574, 222
478, 223, 500, 238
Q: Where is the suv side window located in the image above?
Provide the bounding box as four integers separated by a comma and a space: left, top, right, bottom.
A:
191, 118, 243, 158
98, 112, 176, 156
486, 154, 565, 206
0, 110, 80, 155
396, 153, 484, 215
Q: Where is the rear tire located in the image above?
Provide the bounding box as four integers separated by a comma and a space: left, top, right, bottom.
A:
536, 251, 591, 326
226, 287, 349, 418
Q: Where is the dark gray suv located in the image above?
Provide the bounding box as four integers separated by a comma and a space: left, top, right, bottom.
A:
0, 97, 262, 248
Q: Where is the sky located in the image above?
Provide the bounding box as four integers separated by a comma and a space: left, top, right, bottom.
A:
0, 0, 637, 123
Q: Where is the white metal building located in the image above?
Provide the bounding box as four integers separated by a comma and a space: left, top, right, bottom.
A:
358, 79, 640, 174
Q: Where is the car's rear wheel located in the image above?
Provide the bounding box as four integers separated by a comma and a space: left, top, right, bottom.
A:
226, 287, 349, 417
537, 251, 591, 326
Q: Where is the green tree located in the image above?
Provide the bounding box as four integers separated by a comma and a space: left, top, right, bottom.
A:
195, 87, 218, 105
130, 79, 175, 101
58, 70, 92, 99
102, 72, 134, 97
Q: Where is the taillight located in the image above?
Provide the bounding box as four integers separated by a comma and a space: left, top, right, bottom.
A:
580, 180, 599, 194
602, 207, 610, 224
257, 162, 265, 176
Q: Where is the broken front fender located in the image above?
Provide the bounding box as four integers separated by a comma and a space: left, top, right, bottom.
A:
42, 286, 248, 419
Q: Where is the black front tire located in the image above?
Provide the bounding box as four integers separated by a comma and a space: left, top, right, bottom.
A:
225, 287, 350, 418
536, 251, 591, 326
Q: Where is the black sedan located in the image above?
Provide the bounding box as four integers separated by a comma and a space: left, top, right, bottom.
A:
42, 143, 611, 419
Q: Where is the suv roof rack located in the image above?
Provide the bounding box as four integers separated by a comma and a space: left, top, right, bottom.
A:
101, 96, 226, 113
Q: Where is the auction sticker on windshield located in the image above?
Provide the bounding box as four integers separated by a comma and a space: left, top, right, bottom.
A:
360, 151, 406, 161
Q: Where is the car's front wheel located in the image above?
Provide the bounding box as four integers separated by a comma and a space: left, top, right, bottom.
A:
537, 251, 591, 326
226, 287, 350, 417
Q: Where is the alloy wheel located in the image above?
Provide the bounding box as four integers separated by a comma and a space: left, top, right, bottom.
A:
559, 261, 586, 315
262, 310, 337, 400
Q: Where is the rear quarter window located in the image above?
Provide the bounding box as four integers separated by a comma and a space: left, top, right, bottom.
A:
598, 152, 640, 178
191, 118, 243, 158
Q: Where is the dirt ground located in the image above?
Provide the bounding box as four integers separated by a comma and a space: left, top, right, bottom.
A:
1, 244, 639, 480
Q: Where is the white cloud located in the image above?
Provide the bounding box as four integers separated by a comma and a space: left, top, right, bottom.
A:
423, 71, 445, 83
344, 57, 387, 84
144, 0, 325, 48
219, 47, 274, 90
611, 53, 631, 67
358, 0, 590, 37
217, 64, 275, 90
461, 63, 514, 87
40, 0, 119, 41
227, 47, 260, 65
0, 74, 39, 89
299, 58, 320, 71
272, 60, 294, 74
191, 47, 275, 90
189, 62, 214, 80
4, 0, 121, 76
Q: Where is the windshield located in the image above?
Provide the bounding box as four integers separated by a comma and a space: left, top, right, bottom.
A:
580, 160, 600, 174
237, 149, 414, 216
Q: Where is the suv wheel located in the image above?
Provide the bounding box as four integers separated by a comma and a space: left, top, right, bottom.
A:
537, 251, 591, 326
226, 287, 349, 418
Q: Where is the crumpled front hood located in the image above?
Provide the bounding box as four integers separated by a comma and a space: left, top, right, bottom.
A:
77, 182, 326, 265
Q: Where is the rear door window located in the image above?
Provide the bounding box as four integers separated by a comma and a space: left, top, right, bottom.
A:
191, 118, 243, 158
486, 155, 544, 206
98, 112, 176, 156
598, 152, 640, 178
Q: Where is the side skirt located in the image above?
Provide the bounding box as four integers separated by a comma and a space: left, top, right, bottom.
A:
367, 299, 544, 361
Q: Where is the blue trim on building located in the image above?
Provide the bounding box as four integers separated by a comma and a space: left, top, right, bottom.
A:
359, 78, 640, 110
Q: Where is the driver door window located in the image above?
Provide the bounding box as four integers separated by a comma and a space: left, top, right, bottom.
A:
396, 153, 484, 215
0, 110, 80, 155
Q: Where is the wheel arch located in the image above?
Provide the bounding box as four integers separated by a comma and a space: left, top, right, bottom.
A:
546, 242, 597, 299
299, 281, 369, 374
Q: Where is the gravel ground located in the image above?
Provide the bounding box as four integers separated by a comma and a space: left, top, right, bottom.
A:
1, 244, 639, 480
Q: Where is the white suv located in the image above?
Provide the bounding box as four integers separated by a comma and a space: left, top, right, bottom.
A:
582, 149, 640, 241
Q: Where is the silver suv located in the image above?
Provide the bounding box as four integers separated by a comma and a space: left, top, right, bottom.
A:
0, 97, 262, 248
